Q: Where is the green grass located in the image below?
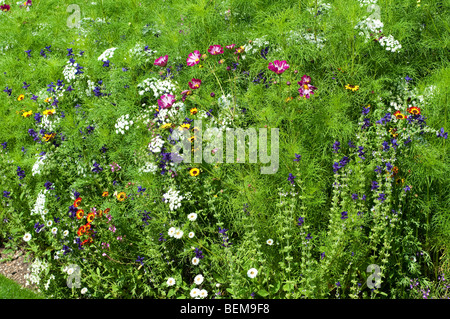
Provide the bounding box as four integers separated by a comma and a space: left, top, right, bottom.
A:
0, 274, 43, 299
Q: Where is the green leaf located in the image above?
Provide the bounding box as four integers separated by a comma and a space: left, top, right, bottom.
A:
257, 289, 269, 297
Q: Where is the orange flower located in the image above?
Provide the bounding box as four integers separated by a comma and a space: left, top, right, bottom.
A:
97, 209, 103, 218
76, 209, 84, 219
102, 191, 109, 197
117, 192, 127, 202
87, 213, 95, 223
407, 106, 421, 115
74, 197, 82, 207
104, 208, 110, 215
84, 223, 91, 232
77, 225, 86, 236
393, 111, 407, 120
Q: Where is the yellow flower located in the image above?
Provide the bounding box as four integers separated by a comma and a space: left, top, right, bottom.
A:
189, 136, 195, 143
17, 94, 25, 101
180, 123, 190, 130
44, 97, 52, 103
42, 133, 56, 141
345, 84, 359, 92
102, 191, 109, 197
160, 123, 173, 129
190, 108, 198, 115
22, 110, 33, 117
43, 109, 56, 116
285, 97, 293, 103
189, 168, 200, 177
117, 192, 127, 201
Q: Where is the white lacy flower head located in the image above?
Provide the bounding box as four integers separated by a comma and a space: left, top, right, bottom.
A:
63, 60, 78, 82
148, 135, 164, 153
98, 47, 117, 61
163, 188, 184, 211
139, 162, 158, 174
31, 189, 48, 216
379, 35, 401, 52
115, 114, 133, 134
137, 77, 178, 98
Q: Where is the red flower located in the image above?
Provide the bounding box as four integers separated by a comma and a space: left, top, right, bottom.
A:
73, 197, 82, 207
0, 4, 11, 11
188, 78, 202, 90
208, 45, 223, 55
268, 60, 290, 75
154, 55, 168, 67
407, 106, 421, 115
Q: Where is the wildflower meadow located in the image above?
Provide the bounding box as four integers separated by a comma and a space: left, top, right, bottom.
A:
0, 0, 449, 301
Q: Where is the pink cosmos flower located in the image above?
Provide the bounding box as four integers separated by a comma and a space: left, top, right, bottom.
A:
157, 94, 176, 109
208, 45, 224, 55
154, 55, 168, 67
297, 75, 317, 99
268, 60, 290, 75
188, 78, 202, 90
226, 44, 236, 49
181, 90, 192, 101
187, 50, 201, 66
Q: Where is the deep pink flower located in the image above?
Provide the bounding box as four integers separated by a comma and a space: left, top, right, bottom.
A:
226, 44, 236, 49
297, 75, 317, 99
181, 90, 192, 101
157, 94, 176, 109
268, 60, 290, 75
188, 78, 202, 90
154, 55, 168, 67
187, 50, 201, 66
1, 4, 11, 11
208, 45, 224, 55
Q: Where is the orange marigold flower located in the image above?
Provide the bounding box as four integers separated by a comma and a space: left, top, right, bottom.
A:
87, 213, 95, 223
74, 197, 82, 207
77, 225, 86, 236
407, 106, 421, 115
393, 110, 407, 120
76, 209, 85, 219
117, 192, 127, 202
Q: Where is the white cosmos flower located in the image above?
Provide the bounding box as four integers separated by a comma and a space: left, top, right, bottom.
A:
23, 233, 32, 242
46, 220, 53, 227
188, 232, 195, 238
187, 213, 197, 221
67, 268, 74, 275
51, 227, 58, 235
167, 277, 176, 286
168, 227, 176, 237
192, 257, 199, 265
63, 230, 69, 237
174, 229, 183, 239
190, 288, 200, 298
81, 287, 88, 294
247, 268, 258, 279
199, 289, 208, 298
194, 274, 204, 285
266, 239, 274, 245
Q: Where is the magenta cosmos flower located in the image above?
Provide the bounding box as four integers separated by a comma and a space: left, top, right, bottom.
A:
1, 4, 11, 11
188, 78, 202, 90
157, 94, 176, 109
187, 50, 201, 66
208, 45, 223, 55
268, 60, 290, 74
154, 55, 168, 67
297, 75, 317, 99
226, 44, 236, 49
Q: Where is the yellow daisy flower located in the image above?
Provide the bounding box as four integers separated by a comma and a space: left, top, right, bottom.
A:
345, 84, 359, 92
22, 110, 33, 117
117, 192, 127, 201
190, 108, 198, 115
189, 168, 200, 177
43, 109, 56, 116
44, 97, 53, 103
17, 94, 25, 101
160, 123, 173, 129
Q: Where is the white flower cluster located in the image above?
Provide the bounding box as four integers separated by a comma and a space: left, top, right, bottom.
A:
98, 47, 117, 62
139, 162, 158, 174
128, 43, 156, 63
137, 77, 177, 97
30, 189, 49, 218
155, 103, 183, 124
32, 153, 47, 176
115, 114, 133, 134
62, 60, 80, 82
86, 79, 96, 97
358, 0, 377, 6
306, 0, 331, 15
148, 135, 164, 153
163, 188, 184, 211
287, 31, 326, 49
355, 17, 384, 38
38, 114, 60, 133
378, 34, 402, 52
24, 258, 49, 288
